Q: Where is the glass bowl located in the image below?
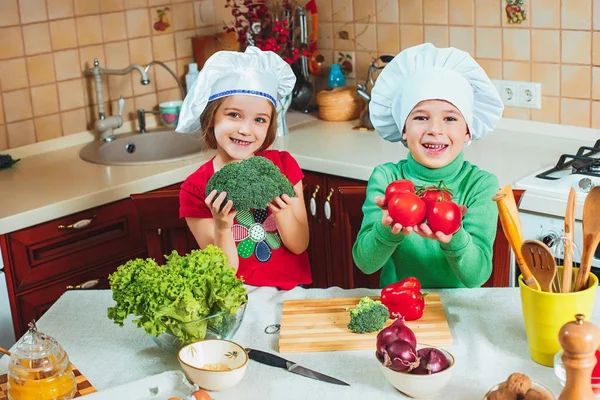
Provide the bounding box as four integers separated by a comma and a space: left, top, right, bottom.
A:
150, 303, 247, 355
483, 381, 555, 399
554, 350, 600, 397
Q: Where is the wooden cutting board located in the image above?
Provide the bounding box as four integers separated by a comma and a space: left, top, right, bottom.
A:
0, 364, 97, 399
278, 295, 452, 353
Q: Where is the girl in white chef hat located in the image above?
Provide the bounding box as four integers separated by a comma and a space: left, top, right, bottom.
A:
353, 43, 504, 289
176, 46, 311, 290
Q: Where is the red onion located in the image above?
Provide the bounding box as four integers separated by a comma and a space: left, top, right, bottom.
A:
376, 317, 417, 358
411, 347, 450, 375
382, 340, 420, 372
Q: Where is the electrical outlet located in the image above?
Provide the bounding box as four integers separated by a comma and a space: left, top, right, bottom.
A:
491, 79, 542, 109
492, 79, 516, 106
516, 82, 542, 109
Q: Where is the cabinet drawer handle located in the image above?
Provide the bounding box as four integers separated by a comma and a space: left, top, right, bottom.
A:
58, 215, 96, 230
309, 185, 320, 217
66, 279, 99, 290
324, 188, 334, 221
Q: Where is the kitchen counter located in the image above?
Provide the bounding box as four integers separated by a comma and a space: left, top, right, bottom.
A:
1, 113, 597, 235
0, 286, 590, 399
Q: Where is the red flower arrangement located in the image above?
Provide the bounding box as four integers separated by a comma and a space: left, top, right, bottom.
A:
223, 0, 306, 64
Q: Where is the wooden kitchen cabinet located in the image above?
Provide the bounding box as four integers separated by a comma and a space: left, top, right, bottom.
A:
1, 198, 145, 337
302, 170, 380, 289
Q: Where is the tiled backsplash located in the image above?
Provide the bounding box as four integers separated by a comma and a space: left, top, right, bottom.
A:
2, 0, 600, 150
314, 0, 600, 129
0, 0, 217, 150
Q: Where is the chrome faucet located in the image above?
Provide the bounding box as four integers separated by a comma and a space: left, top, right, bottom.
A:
88, 58, 150, 141
88, 58, 185, 140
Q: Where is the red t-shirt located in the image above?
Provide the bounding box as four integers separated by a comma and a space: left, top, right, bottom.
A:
179, 150, 312, 290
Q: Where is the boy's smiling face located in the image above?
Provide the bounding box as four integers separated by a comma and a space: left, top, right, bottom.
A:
402, 99, 470, 169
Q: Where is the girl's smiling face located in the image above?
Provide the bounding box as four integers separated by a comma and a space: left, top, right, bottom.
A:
402, 99, 470, 169
213, 95, 273, 162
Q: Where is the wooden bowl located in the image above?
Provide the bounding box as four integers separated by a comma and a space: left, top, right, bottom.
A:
316, 87, 365, 121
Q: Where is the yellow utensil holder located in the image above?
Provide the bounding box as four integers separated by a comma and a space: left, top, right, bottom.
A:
519, 266, 598, 367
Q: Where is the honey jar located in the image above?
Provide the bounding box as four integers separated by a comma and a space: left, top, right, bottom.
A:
7, 321, 76, 400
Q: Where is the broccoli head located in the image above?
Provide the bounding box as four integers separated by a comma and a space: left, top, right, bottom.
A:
347, 296, 390, 334
206, 156, 295, 211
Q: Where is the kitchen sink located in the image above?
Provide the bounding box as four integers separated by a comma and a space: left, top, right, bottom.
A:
79, 129, 206, 166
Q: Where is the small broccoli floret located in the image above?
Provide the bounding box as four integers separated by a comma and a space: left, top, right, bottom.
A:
206, 156, 295, 211
347, 296, 390, 334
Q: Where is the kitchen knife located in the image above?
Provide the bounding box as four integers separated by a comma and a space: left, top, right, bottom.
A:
246, 348, 350, 386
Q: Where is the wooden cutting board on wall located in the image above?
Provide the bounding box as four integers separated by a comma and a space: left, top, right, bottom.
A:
278, 295, 452, 353
192, 32, 239, 69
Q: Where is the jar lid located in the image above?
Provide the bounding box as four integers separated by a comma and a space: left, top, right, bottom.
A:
9, 320, 69, 378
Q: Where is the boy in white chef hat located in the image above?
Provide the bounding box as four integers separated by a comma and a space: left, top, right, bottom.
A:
352, 43, 504, 289
177, 46, 312, 290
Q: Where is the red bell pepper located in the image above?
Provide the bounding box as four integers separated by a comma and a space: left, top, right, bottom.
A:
380, 277, 427, 321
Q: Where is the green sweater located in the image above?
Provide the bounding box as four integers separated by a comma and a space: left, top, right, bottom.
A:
352, 152, 499, 288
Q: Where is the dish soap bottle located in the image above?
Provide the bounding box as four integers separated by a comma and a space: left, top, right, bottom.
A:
328, 63, 346, 89
185, 63, 199, 95
7, 320, 76, 400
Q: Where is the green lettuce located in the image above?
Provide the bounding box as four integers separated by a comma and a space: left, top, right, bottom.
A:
107, 245, 247, 345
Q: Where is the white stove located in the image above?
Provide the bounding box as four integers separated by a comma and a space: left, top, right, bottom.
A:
515, 140, 600, 279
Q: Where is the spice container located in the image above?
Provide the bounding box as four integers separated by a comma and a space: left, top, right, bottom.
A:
7, 321, 76, 400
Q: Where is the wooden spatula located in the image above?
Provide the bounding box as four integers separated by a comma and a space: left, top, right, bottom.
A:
494, 187, 539, 290
574, 186, 600, 291
521, 240, 558, 292
562, 188, 576, 293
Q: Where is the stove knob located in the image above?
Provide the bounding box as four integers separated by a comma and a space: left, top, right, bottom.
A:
578, 177, 595, 193
540, 232, 558, 248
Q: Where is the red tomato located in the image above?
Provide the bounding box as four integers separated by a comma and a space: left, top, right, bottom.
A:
592, 350, 600, 378
419, 187, 452, 205
387, 193, 426, 227
426, 200, 462, 235
385, 180, 416, 205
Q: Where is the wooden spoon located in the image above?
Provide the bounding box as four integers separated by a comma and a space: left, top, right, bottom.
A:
0, 346, 10, 356
521, 240, 558, 292
562, 188, 576, 293
494, 188, 539, 290
574, 186, 600, 291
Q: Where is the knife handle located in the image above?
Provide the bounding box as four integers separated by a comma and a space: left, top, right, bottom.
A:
246, 348, 289, 369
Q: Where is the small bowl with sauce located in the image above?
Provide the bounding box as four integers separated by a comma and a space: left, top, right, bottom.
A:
177, 339, 248, 392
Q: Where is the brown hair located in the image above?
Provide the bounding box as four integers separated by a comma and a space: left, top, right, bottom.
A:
199, 97, 278, 153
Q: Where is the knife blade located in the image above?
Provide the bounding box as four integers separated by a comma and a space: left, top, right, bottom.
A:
246, 348, 350, 386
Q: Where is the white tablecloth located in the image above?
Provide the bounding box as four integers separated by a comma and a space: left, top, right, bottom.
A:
2, 286, 596, 399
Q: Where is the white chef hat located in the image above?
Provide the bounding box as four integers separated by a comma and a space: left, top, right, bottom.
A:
176, 46, 296, 134
369, 43, 504, 146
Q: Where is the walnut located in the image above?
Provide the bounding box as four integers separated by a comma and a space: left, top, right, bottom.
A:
488, 385, 518, 400
505, 373, 532, 397
524, 388, 553, 400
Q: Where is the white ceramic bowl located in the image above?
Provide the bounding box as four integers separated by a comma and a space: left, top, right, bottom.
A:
377, 345, 455, 398
177, 339, 248, 391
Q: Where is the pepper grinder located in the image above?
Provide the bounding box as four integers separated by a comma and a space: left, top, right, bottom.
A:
558, 313, 600, 400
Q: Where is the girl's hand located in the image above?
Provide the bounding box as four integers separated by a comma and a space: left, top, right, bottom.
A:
205, 190, 237, 230
269, 184, 302, 215
374, 195, 414, 236
413, 205, 468, 244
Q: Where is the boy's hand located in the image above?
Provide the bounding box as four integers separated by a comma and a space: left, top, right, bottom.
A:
375, 195, 415, 236
205, 190, 237, 230
413, 205, 468, 244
